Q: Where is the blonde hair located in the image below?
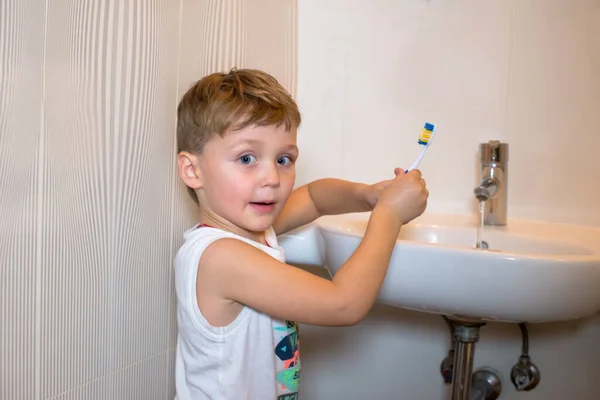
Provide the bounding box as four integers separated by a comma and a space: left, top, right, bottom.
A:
177, 68, 302, 203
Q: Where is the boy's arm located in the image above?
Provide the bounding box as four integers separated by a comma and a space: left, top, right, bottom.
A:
204, 170, 427, 326
273, 178, 388, 235
203, 206, 403, 327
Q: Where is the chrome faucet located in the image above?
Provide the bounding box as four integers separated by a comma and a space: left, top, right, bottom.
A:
473, 140, 508, 226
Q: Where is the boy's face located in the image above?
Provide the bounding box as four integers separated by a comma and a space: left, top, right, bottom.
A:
196, 123, 298, 234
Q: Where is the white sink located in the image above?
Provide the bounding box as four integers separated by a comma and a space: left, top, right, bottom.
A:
279, 212, 600, 323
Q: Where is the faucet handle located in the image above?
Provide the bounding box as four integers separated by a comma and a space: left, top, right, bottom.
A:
474, 177, 499, 201
480, 140, 508, 165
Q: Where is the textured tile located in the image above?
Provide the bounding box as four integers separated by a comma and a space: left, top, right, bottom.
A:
166, 348, 177, 399
177, 0, 247, 94
177, 0, 297, 102
2, 1, 299, 399
48, 351, 169, 400
40, 0, 180, 396
0, 1, 46, 399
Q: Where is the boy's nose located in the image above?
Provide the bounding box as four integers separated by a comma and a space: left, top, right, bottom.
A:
261, 163, 280, 188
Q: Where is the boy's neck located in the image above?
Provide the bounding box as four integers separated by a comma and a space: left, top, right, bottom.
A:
199, 213, 269, 246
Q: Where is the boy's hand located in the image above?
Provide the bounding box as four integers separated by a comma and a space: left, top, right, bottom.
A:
361, 178, 394, 210
376, 168, 428, 224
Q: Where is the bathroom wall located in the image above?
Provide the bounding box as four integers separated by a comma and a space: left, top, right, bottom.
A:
296, 0, 600, 399
296, 0, 600, 227
0, 1, 296, 399
4, 0, 596, 399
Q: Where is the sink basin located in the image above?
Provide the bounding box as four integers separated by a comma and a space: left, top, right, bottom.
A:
279, 212, 600, 323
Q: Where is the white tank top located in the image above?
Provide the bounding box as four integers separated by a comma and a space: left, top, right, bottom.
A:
174, 225, 301, 400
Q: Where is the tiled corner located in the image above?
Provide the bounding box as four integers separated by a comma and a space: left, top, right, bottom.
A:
246, 0, 298, 97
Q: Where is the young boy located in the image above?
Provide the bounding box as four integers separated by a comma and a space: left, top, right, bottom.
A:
174, 68, 428, 399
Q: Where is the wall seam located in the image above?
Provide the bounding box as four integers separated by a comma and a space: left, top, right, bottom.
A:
44, 350, 170, 400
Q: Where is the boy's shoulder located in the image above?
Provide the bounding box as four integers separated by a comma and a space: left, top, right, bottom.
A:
177, 225, 233, 254
176, 226, 284, 267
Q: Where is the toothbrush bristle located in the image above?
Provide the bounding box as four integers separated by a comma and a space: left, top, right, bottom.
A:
417, 122, 436, 145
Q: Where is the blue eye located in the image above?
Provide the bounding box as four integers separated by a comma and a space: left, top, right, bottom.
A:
277, 156, 292, 166
239, 154, 256, 165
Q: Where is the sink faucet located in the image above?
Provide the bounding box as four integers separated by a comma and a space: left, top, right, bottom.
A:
473, 140, 508, 226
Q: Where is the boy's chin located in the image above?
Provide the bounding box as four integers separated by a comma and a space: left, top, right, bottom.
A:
243, 221, 275, 233
239, 216, 278, 233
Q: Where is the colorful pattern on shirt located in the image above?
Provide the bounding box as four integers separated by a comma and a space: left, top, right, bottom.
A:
274, 320, 300, 398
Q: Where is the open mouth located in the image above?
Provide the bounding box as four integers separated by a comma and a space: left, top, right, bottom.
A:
249, 201, 277, 212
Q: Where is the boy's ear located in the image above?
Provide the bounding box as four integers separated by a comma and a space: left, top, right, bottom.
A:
178, 151, 204, 190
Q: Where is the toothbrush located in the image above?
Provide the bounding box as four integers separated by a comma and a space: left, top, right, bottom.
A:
406, 122, 437, 172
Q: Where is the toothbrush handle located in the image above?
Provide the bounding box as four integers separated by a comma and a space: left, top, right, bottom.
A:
406, 146, 428, 172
